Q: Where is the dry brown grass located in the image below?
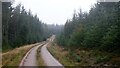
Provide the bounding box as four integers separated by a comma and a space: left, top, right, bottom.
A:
47, 42, 120, 66
47, 42, 75, 66
2, 43, 36, 66
108, 57, 120, 66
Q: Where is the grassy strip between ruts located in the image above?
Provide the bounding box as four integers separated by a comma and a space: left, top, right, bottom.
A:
2, 43, 38, 66
47, 42, 120, 66
36, 44, 46, 66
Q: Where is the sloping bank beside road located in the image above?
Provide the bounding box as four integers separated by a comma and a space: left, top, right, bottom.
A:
2, 43, 39, 67
47, 42, 120, 66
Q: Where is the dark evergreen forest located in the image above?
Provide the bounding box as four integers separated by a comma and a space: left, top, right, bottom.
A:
2, 1, 120, 55
57, 2, 120, 54
2, 2, 63, 51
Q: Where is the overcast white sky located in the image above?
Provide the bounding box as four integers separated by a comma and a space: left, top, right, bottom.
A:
13, 0, 97, 25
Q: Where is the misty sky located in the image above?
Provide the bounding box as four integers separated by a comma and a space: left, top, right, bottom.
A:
13, 0, 97, 25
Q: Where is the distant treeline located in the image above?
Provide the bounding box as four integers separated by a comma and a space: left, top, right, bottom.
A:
57, 2, 120, 54
2, 2, 63, 51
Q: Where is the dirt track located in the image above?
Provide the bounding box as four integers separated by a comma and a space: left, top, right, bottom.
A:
19, 35, 63, 67
19, 43, 44, 67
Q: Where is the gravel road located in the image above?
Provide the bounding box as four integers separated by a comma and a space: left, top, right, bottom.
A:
41, 36, 64, 67
19, 35, 64, 68
19, 43, 44, 67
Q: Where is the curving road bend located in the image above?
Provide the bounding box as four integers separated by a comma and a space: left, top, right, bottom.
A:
19, 35, 64, 68
19, 42, 45, 67
41, 36, 64, 67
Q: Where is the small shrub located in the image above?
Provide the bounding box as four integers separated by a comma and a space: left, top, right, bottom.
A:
75, 55, 82, 62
